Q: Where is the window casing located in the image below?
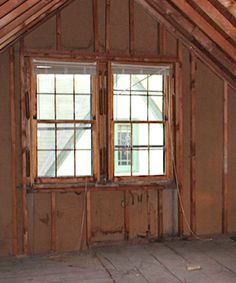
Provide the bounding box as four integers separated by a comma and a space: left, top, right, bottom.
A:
31, 59, 171, 185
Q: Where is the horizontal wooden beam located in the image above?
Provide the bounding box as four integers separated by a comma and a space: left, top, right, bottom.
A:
0, 0, 26, 19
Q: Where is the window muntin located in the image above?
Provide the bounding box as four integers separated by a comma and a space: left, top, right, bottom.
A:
112, 64, 168, 177
35, 61, 96, 178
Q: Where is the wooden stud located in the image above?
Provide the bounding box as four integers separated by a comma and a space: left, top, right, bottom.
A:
124, 191, 129, 240
92, 0, 99, 53
129, 0, 134, 55
86, 190, 92, 247
159, 24, 167, 55
105, 0, 111, 53
56, 11, 62, 50
157, 190, 163, 239
222, 80, 228, 234
51, 192, 56, 252
190, 51, 197, 234
175, 41, 184, 236
9, 46, 18, 255
20, 39, 29, 255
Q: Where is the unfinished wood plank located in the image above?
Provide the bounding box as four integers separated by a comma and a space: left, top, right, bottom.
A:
222, 80, 228, 234
176, 40, 184, 236
86, 190, 92, 247
129, 0, 134, 55
105, 0, 110, 53
124, 191, 130, 240
93, 0, 99, 52
190, 52, 197, 234
51, 192, 56, 252
56, 11, 61, 50
158, 190, 163, 239
159, 23, 167, 55
9, 46, 18, 256
20, 39, 29, 255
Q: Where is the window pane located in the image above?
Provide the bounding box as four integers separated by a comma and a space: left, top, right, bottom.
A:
132, 149, 148, 176
57, 150, 74, 176
37, 95, 55, 119
114, 95, 130, 120
114, 124, 131, 147
38, 124, 55, 150
38, 151, 55, 177
149, 75, 163, 91
56, 74, 73, 93
76, 150, 92, 176
37, 74, 54, 94
131, 96, 147, 120
75, 95, 91, 120
131, 75, 147, 90
76, 125, 91, 150
56, 95, 73, 119
114, 74, 130, 91
148, 96, 163, 121
114, 149, 131, 176
150, 124, 164, 146
75, 75, 91, 94
57, 124, 74, 150
150, 149, 164, 175
132, 124, 148, 146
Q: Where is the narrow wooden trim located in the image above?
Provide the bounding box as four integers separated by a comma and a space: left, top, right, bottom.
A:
92, 0, 99, 53
190, 51, 197, 234
51, 192, 56, 252
124, 191, 129, 240
86, 190, 92, 247
56, 11, 62, 50
105, 0, 111, 53
9, 47, 18, 255
176, 41, 184, 236
157, 190, 163, 239
129, 0, 134, 55
222, 80, 228, 234
20, 39, 29, 254
159, 24, 167, 55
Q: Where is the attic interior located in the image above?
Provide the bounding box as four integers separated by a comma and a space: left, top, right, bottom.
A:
0, 0, 236, 282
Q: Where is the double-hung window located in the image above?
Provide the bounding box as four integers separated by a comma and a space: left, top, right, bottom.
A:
33, 60, 96, 181
112, 64, 169, 178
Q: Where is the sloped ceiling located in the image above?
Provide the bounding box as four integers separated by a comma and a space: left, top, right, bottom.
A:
0, 0, 235, 85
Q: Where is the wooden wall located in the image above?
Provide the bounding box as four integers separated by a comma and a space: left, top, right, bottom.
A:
0, 0, 235, 256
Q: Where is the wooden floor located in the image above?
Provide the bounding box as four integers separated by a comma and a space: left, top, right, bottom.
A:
1, 236, 236, 282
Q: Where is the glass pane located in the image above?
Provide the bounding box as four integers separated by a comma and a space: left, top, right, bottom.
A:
114, 95, 130, 120
114, 74, 130, 91
131, 96, 147, 121
37, 74, 54, 94
148, 96, 163, 121
75, 75, 91, 94
57, 124, 74, 150
76, 150, 92, 176
131, 75, 147, 90
114, 149, 131, 176
150, 124, 164, 146
56, 74, 73, 93
38, 150, 55, 177
56, 95, 73, 119
76, 125, 91, 149
75, 95, 91, 120
150, 149, 164, 175
132, 124, 148, 146
114, 124, 131, 147
57, 150, 74, 176
149, 75, 163, 91
37, 95, 55, 119
38, 124, 55, 150
132, 149, 148, 176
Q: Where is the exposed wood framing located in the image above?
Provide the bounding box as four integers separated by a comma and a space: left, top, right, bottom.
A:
20, 39, 29, 254
129, 0, 135, 55
175, 40, 184, 236
51, 192, 57, 252
56, 11, 62, 50
159, 24, 167, 55
124, 191, 130, 240
157, 190, 163, 239
92, 0, 99, 53
105, 0, 111, 53
222, 80, 228, 234
190, 52, 197, 234
9, 46, 18, 255
86, 190, 92, 247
